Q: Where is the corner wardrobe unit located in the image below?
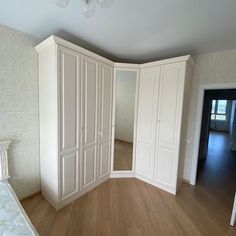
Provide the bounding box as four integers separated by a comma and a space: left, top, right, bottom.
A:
37, 35, 193, 210
135, 58, 193, 194
36, 36, 113, 209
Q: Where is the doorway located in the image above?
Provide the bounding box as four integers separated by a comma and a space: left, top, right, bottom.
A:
196, 89, 236, 197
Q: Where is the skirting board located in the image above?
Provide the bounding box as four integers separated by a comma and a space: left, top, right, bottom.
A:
20, 191, 41, 202
110, 173, 190, 195
42, 175, 110, 210
135, 174, 177, 195
59, 175, 110, 209
110, 172, 136, 178
30, 175, 190, 210
182, 178, 190, 184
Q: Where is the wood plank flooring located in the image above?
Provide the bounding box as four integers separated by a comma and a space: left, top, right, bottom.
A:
22, 178, 236, 236
21, 131, 236, 236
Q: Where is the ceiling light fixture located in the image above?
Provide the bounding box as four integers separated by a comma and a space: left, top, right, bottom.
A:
55, 0, 114, 17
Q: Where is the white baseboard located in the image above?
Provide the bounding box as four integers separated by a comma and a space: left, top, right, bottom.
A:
42, 173, 185, 210
46, 175, 110, 210
135, 174, 176, 195
110, 172, 136, 178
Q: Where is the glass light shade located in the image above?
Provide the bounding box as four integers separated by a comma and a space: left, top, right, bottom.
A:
56, 0, 70, 8
81, 0, 95, 17
97, 0, 113, 8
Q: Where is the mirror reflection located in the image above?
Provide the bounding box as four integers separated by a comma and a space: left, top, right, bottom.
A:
113, 70, 137, 171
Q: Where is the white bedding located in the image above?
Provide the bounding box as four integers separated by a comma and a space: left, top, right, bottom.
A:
0, 181, 38, 236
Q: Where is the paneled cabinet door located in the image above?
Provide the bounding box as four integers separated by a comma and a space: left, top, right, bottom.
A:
97, 63, 113, 179
135, 66, 161, 179
80, 56, 99, 191
154, 62, 185, 187
58, 46, 80, 200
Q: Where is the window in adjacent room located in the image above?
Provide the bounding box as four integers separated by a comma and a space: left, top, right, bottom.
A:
211, 100, 227, 121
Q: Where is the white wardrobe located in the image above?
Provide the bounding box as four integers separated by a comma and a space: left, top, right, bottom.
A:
36, 36, 193, 210
135, 60, 192, 194
36, 37, 113, 209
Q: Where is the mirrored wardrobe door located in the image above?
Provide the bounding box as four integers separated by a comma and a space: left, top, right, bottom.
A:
113, 70, 138, 171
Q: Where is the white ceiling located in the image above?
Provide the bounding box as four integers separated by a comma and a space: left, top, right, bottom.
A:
1, 0, 236, 62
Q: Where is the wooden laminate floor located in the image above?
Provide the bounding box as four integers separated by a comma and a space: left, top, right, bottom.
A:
22, 179, 236, 236
21, 132, 236, 236
113, 139, 133, 171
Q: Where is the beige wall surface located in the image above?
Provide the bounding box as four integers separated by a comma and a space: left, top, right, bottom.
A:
1, 24, 236, 194
183, 49, 236, 180
0, 24, 40, 199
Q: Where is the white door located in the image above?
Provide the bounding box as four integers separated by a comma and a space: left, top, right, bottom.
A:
154, 62, 185, 187
58, 46, 80, 200
97, 63, 113, 179
135, 66, 161, 179
80, 56, 99, 190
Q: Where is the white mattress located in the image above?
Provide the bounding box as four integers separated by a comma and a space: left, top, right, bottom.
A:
0, 181, 38, 236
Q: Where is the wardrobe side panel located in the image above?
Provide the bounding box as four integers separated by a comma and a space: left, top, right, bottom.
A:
38, 44, 59, 208
176, 62, 193, 189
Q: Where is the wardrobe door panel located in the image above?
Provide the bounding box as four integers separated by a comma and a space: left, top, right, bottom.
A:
137, 70, 157, 141
83, 147, 96, 187
61, 152, 78, 199
58, 46, 80, 201
136, 67, 160, 179
154, 148, 175, 186
157, 63, 184, 149
99, 142, 110, 177
83, 58, 98, 146
98, 64, 113, 179
136, 142, 153, 177
59, 47, 80, 153
81, 56, 99, 190
99, 64, 113, 141
154, 62, 185, 190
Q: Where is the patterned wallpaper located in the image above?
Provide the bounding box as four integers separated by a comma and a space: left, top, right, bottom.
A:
1, 24, 236, 197
183, 49, 236, 180
0, 24, 40, 199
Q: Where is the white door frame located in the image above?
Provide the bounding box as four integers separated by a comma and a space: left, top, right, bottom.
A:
110, 64, 140, 178
190, 82, 236, 185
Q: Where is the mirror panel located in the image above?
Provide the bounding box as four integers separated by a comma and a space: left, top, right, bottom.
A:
113, 70, 137, 171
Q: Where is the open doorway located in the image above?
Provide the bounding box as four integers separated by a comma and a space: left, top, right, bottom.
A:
196, 89, 236, 197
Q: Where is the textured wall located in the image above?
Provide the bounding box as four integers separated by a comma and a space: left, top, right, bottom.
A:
0, 24, 40, 199
1, 24, 236, 193
115, 71, 137, 143
183, 49, 236, 180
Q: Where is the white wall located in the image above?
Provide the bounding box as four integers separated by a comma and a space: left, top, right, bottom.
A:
183, 49, 236, 181
115, 71, 137, 143
0, 24, 40, 199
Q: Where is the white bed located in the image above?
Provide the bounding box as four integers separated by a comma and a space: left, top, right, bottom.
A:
0, 140, 39, 236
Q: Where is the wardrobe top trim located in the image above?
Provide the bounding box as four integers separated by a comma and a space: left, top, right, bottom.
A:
140, 55, 194, 68
35, 35, 114, 66
35, 35, 194, 68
